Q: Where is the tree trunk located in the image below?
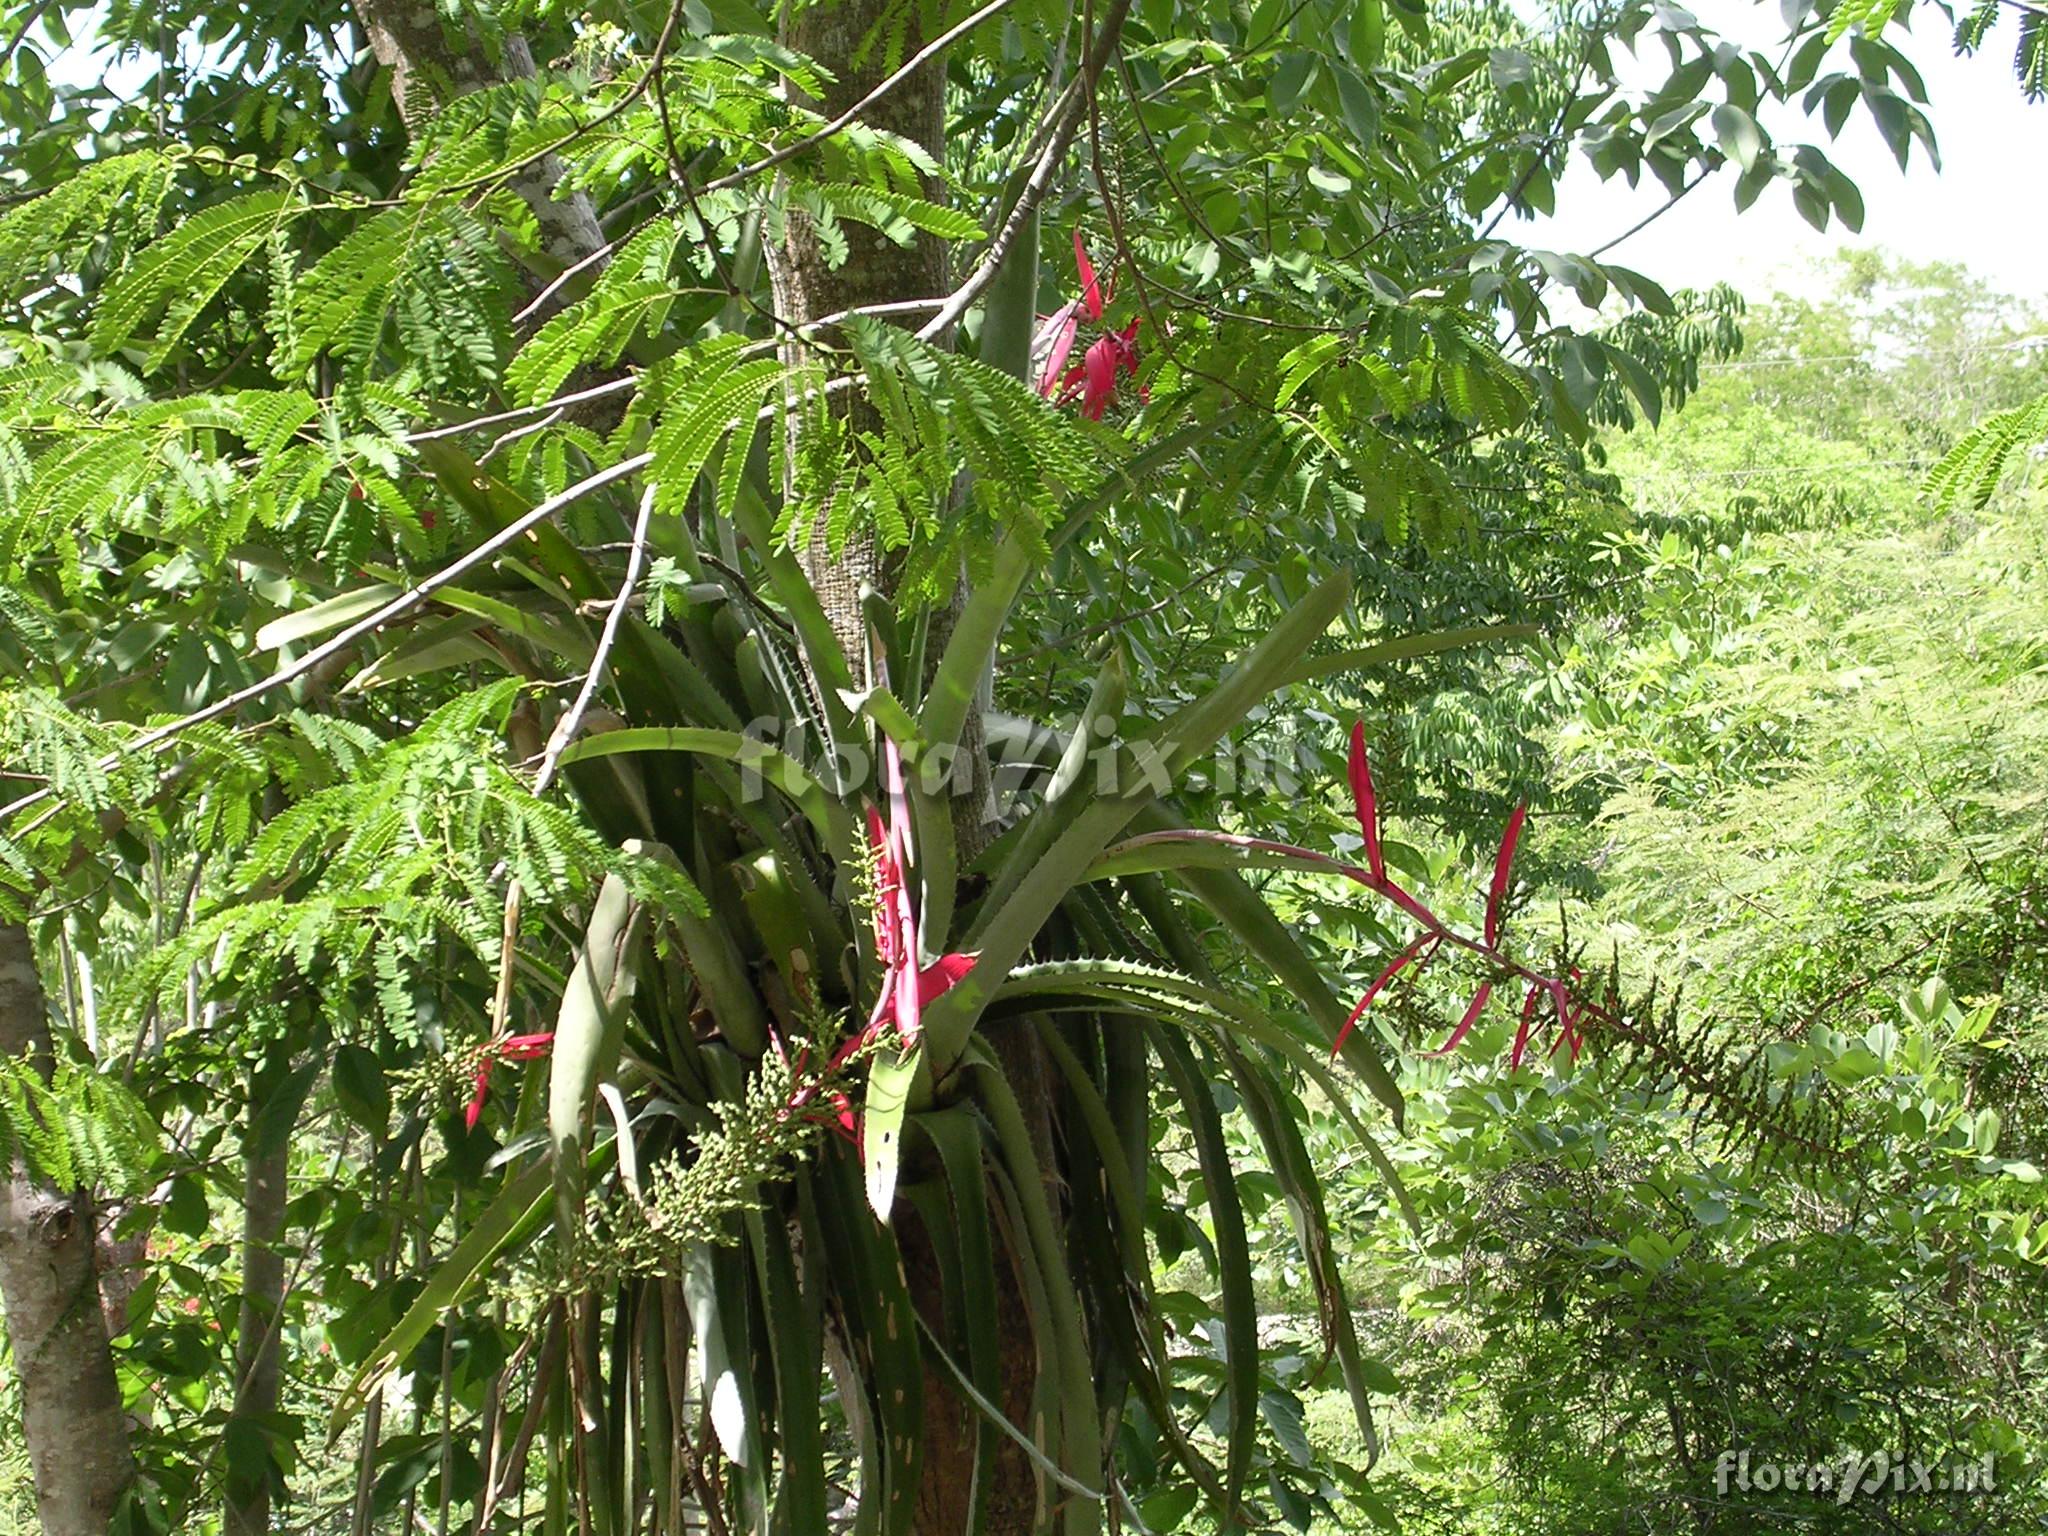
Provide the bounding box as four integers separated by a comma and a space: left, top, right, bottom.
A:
765, 0, 949, 668
349, 2, 607, 271
0, 921, 134, 1535
223, 1040, 301, 1536
761, 11, 1063, 1533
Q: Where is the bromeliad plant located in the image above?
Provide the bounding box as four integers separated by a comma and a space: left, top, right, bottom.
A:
304, 482, 1458, 1536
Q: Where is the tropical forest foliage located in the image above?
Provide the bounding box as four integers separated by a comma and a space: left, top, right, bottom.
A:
0, 0, 2042, 1533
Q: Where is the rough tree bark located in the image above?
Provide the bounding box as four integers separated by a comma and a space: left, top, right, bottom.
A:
765, 0, 950, 668
0, 921, 135, 1535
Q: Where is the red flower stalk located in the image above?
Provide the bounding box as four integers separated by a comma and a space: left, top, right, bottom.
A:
1430, 984, 1495, 1056
1037, 230, 1144, 420
1326, 724, 1596, 1068
464, 1031, 554, 1131
828, 737, 976, 1079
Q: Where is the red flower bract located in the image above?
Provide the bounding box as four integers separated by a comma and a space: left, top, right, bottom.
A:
1348, 720, 1385, 880
1037, 231, 1142, 419
464, 1031, 556, 1131
1485, 803, 1527, 947
839, 739, 975, 1068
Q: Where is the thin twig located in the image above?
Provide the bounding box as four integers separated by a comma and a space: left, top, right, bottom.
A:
405, 296, 949, 448
477, 406, 564, 466
700, 0, 1021, 195
914, 0, 1135, 344
0, 0, 55, 76
1588, 167, 1709, 259
406, 376, 642, 443
486, 485, 654, 1049
428, 0, 686, 203
537, 483, 658, 793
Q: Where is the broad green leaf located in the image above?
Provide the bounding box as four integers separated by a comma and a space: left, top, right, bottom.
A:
862, 1044, 918, 1220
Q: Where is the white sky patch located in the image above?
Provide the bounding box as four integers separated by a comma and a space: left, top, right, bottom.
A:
1518, 0, 2047, 304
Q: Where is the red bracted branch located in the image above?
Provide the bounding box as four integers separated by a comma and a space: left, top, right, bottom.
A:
1121, 725, 1618, 1067
1330, 723, 1616, 1063
464, 1031, 555, 1130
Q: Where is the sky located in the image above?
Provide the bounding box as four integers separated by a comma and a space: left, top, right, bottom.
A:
1519, 0, 2047, 306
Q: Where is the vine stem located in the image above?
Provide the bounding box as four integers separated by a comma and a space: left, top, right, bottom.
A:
484, 482, 659, 1050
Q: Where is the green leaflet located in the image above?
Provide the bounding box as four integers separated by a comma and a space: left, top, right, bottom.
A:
650, 343, 790, 522
282, 204, 517, 388
0, 1055, 159, 1197
1925, 388, 2048, 513
862, 1043, 919, 1220
506, 274, 676, 407
547, 872, 643, 1248
804, 182, 986, 243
